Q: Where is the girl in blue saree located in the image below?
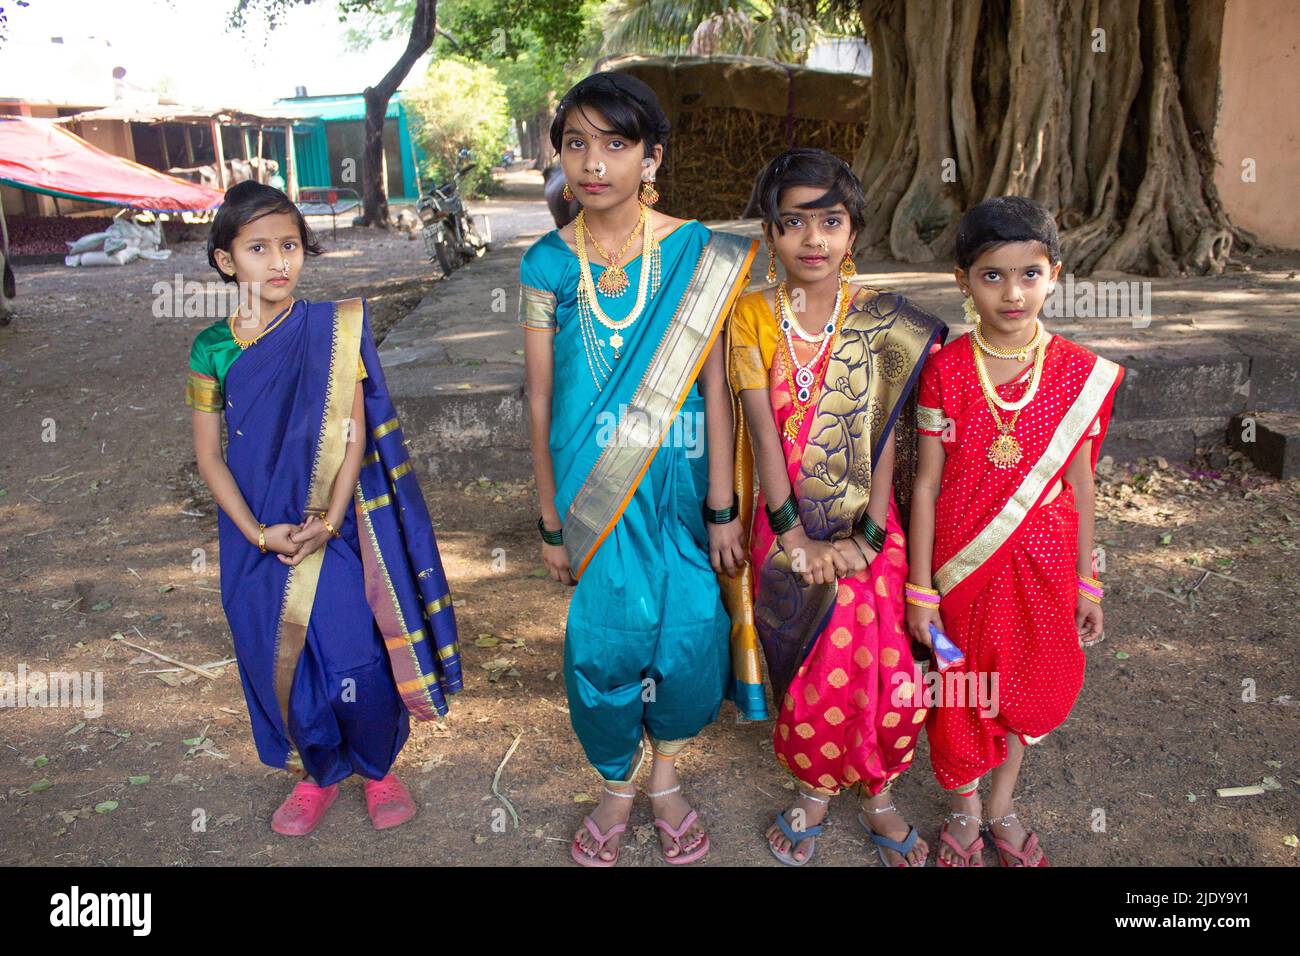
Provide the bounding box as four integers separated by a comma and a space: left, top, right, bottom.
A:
520, 73, 755, 865
187, 182, 461, 837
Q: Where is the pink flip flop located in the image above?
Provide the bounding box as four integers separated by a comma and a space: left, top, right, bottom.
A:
364, 774, 418, 830
571, 816, 626, 867
271, 779, 339, 836
654, 809, 710, 865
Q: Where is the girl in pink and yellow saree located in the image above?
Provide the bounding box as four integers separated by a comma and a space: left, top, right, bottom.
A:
722, 150, 946, 866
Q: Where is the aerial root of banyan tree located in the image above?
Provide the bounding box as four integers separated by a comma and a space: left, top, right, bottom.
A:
851, 0, 1255, 277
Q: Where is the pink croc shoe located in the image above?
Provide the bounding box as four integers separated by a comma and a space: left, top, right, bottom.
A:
364, 774, 417, 830
271, 779, 339, 836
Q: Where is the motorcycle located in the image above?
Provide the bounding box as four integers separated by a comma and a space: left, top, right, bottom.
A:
417, 163, 491, 276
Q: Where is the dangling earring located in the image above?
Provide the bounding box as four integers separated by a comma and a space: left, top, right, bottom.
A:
839, 250, 856, 279
639, 177, 659, 207
962, 294, 980, 326
562, 182, 574, 202
766, 247, 778, 284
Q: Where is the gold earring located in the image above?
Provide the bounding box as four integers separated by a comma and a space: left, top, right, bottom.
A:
766, 247, 778, 284
562, 182, 574, 202
839, 250, 856, 279
962, 294, 980, 325
639, 178, 659, 206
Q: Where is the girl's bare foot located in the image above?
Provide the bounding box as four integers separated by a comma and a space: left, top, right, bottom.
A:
859, 789, 929, 865
646, 758, 706, 858
573, 783, 634, 862
765, 790, 831, 863
937, 791, 983, 866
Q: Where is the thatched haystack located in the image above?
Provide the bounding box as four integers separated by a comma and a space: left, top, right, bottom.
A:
602, 54, 871, 221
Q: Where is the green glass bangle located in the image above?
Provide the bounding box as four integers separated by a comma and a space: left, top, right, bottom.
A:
703, 493, 739, 525
855, 513, 886, 552
537, 516, 563, 546
766, 494, 800, 536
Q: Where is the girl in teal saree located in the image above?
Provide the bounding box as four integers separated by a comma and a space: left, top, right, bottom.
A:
520, 73, 754, 866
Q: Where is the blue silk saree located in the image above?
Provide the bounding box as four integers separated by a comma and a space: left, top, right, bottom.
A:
185, 298, 461, 784
519, 221, 758, 779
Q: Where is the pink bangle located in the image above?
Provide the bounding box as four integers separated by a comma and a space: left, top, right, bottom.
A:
904, 585, 941, 606
1077, 578, 1103, 599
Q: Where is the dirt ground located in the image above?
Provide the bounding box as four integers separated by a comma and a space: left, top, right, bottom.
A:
1, 209, 1296, 867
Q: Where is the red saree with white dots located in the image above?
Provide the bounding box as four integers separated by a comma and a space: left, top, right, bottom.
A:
916, 333, 1124, 789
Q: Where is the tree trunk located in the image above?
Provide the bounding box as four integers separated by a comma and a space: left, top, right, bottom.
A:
852, 0, 1252, 276
359, 0, 437, 228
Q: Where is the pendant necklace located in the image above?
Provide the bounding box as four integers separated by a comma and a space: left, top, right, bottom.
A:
777, 280, 845, 443
972, 331, 1048, 468
574, 205, 661, 390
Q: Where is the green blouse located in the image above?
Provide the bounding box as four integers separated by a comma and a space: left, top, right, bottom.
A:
184, 309, 367, 414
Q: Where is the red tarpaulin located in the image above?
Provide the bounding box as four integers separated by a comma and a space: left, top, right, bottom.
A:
0, 116, 225, 212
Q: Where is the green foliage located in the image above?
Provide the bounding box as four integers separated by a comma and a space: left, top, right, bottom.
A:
404, 56, 511, 197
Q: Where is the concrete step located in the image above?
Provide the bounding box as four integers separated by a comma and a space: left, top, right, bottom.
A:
379, 218, 1300, 481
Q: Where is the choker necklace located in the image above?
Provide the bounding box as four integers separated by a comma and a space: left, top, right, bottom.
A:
975, 318, 1042, 363
778, 280, 846, 442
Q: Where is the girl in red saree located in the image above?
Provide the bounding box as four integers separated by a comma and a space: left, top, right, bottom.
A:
908, 197, 1123, 866
724, 150, 946, 866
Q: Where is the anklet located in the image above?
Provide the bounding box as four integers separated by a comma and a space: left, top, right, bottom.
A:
986, 812, 1019, 828
860, 802, 898, 815
646, 783, 682, 799
799, 790, 831, 805
602, 785, 636, 799
947, 811, 982, 827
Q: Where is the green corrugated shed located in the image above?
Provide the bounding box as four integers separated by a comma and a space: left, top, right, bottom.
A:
272, 92, 423, 200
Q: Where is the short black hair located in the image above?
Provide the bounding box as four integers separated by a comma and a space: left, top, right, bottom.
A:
954, 196, 1060, 270
207, 180, 322, 284
549, 71, 670, 160
751, 148, 867, 235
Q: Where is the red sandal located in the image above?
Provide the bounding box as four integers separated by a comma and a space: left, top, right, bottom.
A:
983, 813, 1049, 866
935, 812, 985, 867
271, 779, 339, 836
364, 774, 418, 830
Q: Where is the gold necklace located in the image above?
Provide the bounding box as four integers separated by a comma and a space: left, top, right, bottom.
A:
580, 206, 644, 296
778, 287, 847, 443
574, 209, 659, 386
229, 299, 295, 349
974, 318, 1042, 362
973, 334, 1048, 468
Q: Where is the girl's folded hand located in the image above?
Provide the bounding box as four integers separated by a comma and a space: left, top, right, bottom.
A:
278, 516, 331, 565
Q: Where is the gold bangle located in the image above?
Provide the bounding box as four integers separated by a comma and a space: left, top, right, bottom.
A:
257, 523, 267, 554
1078, 589, 1102, 604
905, 596, 941, 609
317, 510, 340, 539
1078, 574, 1103, 587
906, 582, 940, 595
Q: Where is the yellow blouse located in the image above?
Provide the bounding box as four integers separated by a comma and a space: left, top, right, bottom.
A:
727, 290, 781, 393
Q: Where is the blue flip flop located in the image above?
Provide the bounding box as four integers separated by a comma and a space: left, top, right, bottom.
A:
768, 811, 824, 866
859, 811, 924, 867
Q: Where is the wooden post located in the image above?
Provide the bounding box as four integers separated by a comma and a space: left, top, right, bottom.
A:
183, 125, 195, 164
210, 118, 227, 190
283, 122, 298, 202
242, 126, 252, 160
255, 126, 264, 183
158, 124, 171, 169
